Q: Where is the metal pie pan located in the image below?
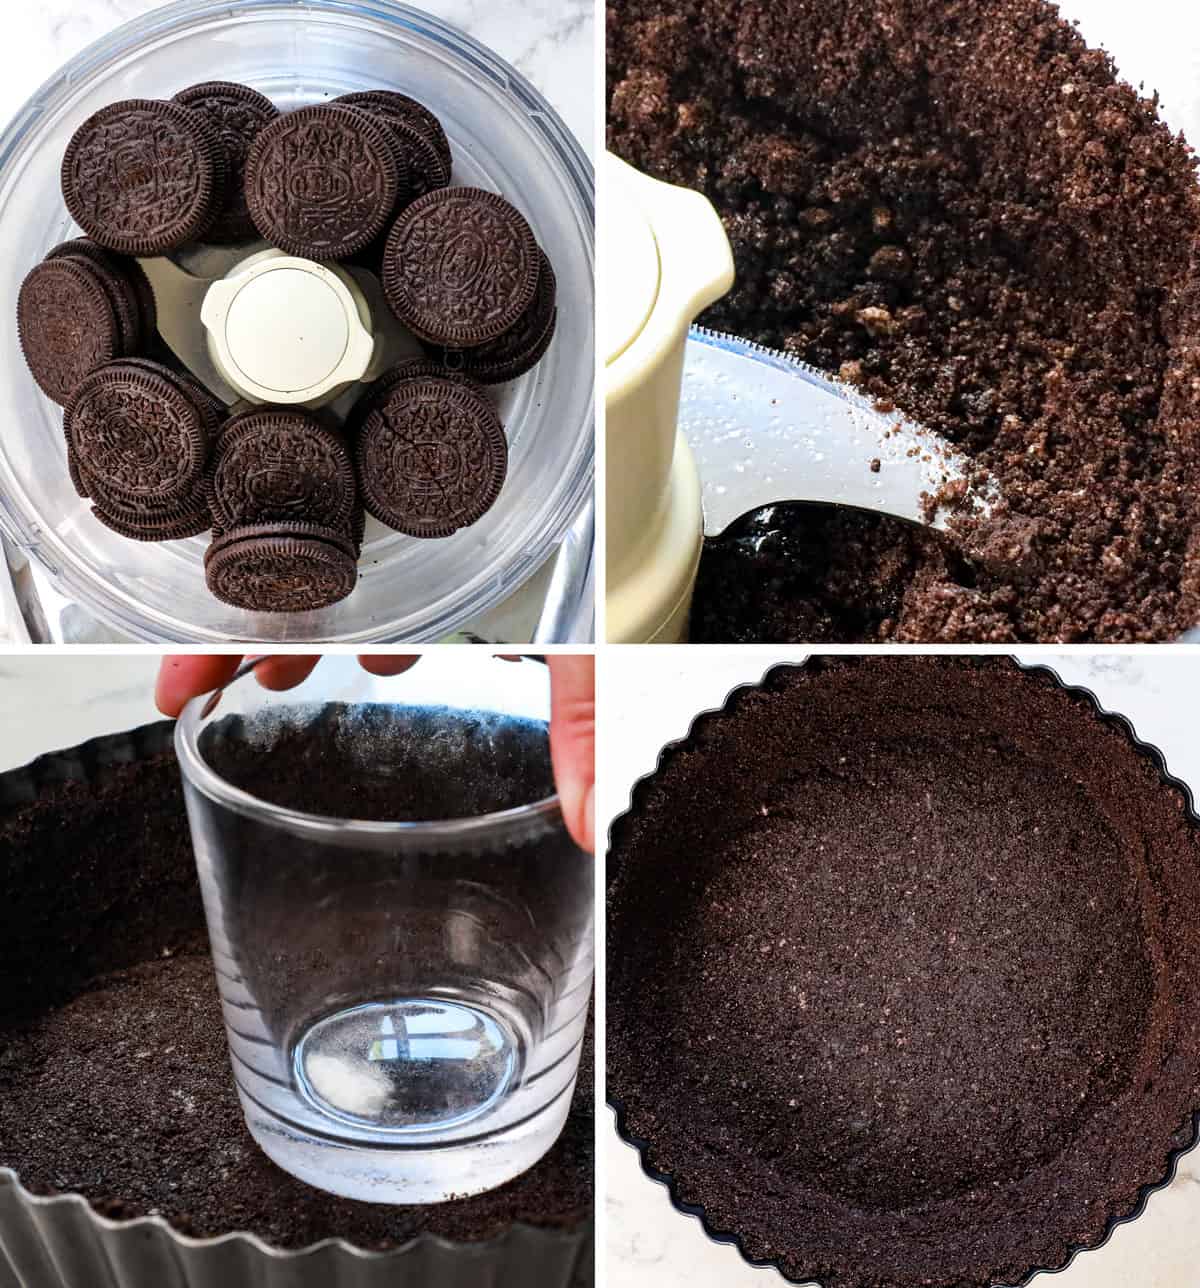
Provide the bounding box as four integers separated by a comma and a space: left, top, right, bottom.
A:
607, 656, 1200, 1288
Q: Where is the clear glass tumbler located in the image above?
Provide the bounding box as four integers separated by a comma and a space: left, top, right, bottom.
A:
174, 654, 593, 1203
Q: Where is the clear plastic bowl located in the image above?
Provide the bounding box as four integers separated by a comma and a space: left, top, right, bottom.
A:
0, 0, 594, 642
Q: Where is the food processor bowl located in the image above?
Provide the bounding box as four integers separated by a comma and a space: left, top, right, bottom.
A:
0, 0, 593, 642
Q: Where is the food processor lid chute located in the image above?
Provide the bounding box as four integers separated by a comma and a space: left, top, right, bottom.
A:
603, 159, 661, 366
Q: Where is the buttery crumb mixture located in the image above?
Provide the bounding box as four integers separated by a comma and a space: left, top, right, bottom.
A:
608, 0, 1200, 640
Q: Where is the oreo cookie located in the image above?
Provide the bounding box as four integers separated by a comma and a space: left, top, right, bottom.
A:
206, 410, 355, 532
71, 375, 214, 542
382, 188, 539, 346
334, 90, 452, 172
203, 520, 357, 564
428, 250, 558, 384
355, 378, 508, 537
174, 81, 280, 243
67, 358, 220, 542
344, 357, 478, 436
91, 487, 212, 542
111, 356, 226, 440
204, 530, 358, 612
48, 254, 141, 355
18, 258, 122, 404
65, 362, 211, 503
62, 99, 227, 255
245, 104, 401, 259
45, 238, 158, 341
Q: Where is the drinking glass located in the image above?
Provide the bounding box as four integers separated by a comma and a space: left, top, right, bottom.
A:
174, 654, 593, 1203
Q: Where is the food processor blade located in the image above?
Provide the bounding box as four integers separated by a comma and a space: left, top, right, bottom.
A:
680, 327, 998, 537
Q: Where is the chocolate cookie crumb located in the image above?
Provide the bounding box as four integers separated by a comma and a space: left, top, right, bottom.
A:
608, 0, 1200, 640
608, 656, 1200, 1288
0, 738, 592, 1250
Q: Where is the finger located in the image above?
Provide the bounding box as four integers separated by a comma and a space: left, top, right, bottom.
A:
155, 655, 243, 716
357, 655, 421, 677
253, 656, 323, 691
545, 655, 595, 854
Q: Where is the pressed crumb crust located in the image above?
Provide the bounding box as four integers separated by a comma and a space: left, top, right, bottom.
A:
607, 658, 1200, 1288
608, 0, 1200, 641
0, 742, 592, 1250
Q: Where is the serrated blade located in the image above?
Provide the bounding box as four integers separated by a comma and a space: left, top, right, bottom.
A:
679, 327, 997, 537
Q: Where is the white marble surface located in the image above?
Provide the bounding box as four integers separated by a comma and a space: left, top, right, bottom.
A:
0, 652, 558, 771
602, 649, 1200, 1288
0, 0, 593, 158
0, 656, 160, 771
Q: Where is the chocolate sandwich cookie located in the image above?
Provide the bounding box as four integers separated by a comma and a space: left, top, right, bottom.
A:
65, 362, 210, 503
368, 113, 446, 200
206, 410, 355, 532
334, 90, 452, 171
49, 239, 162, 345
92, 487, 212, 542
344, 357, 478, 436
245, 104, 401, 259
45, 248, 142, 355
429, 250, 558, 384
46, 237, 157, 327
174, 81, 279, 242
111, 356, 227, 439
203, 520, 357, 565
382, 188, 539, 346
80, 402, 213, 538
62, 99, 226, 255
356, 378, 508, 537
205, 530, 358, 612
18, 257, 122, 404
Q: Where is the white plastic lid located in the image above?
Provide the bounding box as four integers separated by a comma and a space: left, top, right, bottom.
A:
604, 157, 660, 366
201, 253, 376, 405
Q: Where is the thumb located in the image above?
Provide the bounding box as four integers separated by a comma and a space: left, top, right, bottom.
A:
546, 656, 594, 854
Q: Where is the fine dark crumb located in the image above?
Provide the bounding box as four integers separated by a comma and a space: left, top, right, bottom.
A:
607, 657, 1200, 1288
0, 737, 592, 1251
608, 0, 1200, 641
0, 956, 593, 1250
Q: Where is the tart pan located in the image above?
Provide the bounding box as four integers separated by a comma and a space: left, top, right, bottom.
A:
607, 656, 1200, 1288
0, 721, 593, 1288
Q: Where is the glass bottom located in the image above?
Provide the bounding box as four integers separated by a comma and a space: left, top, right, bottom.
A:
239, 1075, 574, 1204
292, 997, 518, 1133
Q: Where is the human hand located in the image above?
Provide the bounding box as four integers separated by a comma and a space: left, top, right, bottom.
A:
156, 654, 594, 853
